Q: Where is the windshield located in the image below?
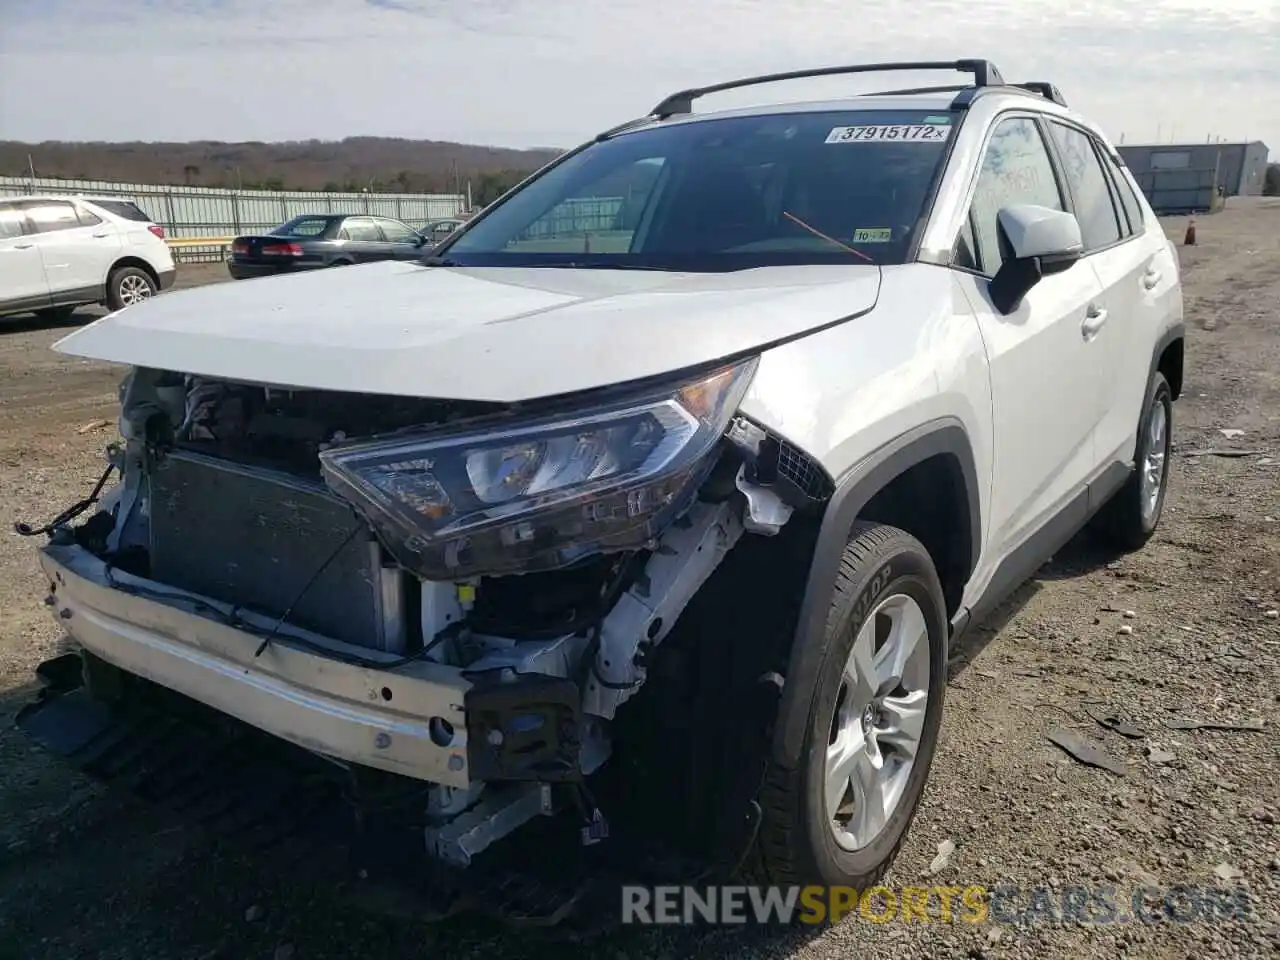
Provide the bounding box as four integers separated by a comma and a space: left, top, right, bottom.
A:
270, 216, 337, 238
443, 109, 956, 271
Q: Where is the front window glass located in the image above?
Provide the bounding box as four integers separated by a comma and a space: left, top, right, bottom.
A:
967, 117, 1064, 275
443, 110, 957, 270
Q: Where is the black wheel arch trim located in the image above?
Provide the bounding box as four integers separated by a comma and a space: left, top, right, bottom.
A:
770, 417, 981, 768
1150, 322, 1185, 397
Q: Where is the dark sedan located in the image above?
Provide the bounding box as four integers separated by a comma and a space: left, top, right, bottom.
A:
227, 214, 430, 279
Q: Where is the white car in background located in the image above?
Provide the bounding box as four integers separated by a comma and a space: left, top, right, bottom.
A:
0, 195, 176, 321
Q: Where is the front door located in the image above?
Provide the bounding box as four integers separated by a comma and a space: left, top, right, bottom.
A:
340, 217, 389, 263
950, 114, 1109, 563
373, 217, 427, 260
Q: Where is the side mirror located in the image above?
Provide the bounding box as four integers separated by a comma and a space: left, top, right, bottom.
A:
988, 205, 1084, 314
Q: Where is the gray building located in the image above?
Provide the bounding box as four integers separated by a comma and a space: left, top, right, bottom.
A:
1117, 140, 1270, 215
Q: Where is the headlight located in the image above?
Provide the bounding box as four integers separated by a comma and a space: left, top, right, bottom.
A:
319, 358, 757, 580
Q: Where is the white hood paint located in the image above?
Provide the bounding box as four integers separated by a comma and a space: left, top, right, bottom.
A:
54, 260, 881, 403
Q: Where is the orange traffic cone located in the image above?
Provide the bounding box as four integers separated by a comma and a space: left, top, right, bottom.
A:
1184, 218, 1196, 245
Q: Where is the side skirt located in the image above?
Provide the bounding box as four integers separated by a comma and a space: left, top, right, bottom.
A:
950, 459, 1131, 641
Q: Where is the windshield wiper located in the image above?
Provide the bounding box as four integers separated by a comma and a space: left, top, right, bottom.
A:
423, 256, 456, 266
552, 262, 675, 271
781, 211, 876, 264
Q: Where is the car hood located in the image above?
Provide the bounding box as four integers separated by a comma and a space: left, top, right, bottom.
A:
54, 260, 881, 403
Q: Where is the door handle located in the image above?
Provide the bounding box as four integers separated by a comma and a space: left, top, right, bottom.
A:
1082, 305, 1108, 339
1142, 268, 1161, 290
92, 231, 111, 238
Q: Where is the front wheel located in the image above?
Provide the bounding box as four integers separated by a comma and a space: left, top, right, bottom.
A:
106, 266, 157, 310
752, 522, 948, 894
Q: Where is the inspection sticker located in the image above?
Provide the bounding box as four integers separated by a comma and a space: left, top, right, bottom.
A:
825, 124, 951, 143
852, 228, 893, 243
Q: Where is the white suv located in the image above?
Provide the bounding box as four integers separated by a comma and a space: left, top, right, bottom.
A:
18, 61, 1182, 920
0, 195, 176, 321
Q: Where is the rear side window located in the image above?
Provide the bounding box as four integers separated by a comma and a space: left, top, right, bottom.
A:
91, 200, 154, 222
21, 201, 81, 234
75, 206, 102, 227
1106, 157, 1147, 235
1047, 122, 1123, 251
0, 203, 25, 240
271, 216, 335, 238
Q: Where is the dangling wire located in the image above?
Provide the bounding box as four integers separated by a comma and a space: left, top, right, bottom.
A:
14, 464, 116, 537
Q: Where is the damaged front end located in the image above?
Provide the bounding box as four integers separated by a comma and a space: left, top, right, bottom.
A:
17, 357, 831, 921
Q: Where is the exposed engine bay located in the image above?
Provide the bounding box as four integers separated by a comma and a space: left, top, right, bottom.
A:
27, 362, 831, 884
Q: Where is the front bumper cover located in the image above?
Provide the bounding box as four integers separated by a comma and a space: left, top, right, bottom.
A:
37, 543, 473, 787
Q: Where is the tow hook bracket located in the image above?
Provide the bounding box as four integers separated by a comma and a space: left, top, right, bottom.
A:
465, 674, 583, 782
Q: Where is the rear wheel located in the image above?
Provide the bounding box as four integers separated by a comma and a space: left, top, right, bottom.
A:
106, 266, 157, 310
1095, 371, 1173, 550
751, 522, 948, 896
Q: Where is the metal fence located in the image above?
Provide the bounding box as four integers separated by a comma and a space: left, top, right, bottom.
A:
1130, 168, 1223, 216
0, 176, 467, 262
522, 197, 625, 238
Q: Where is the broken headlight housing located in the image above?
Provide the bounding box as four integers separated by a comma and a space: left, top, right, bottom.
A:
319, 359, 757, 579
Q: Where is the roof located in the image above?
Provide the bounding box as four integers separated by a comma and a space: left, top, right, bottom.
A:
601, 61, 1074, 142
5, 194, 142, 204
608, 87, 1073, 142
1117, 140, 1268, 150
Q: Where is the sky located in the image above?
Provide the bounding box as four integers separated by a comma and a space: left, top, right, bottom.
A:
1, 0, 1277, 154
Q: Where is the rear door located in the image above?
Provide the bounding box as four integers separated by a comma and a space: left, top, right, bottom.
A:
1044, 122, 1146, 468
373, 217, 426, 259
338, 217, 387, 263
19, 199, 122, 300
949, 114, 1108, 559
0, 202, 51, 311
1045, 120, 1176, 466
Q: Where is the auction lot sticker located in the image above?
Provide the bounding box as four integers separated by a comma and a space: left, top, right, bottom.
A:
826, 124, 951, 143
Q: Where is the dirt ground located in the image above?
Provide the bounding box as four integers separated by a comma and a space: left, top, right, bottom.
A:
1, 208, 1278, 959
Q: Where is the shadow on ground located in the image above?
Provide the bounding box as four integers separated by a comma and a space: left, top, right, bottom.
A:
946, 525, 1122, 681
0, 308, 97, 337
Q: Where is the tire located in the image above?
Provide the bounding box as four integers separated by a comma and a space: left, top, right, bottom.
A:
106, 266, 157, 311
750, 522, 948, 895
1095, 371, 1173, 551
36, 305, 78, 322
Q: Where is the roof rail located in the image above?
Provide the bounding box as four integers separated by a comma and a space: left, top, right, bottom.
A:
861, 84, 970, 97
1013, 81, 1068, 106
649, 59, 1006, 119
